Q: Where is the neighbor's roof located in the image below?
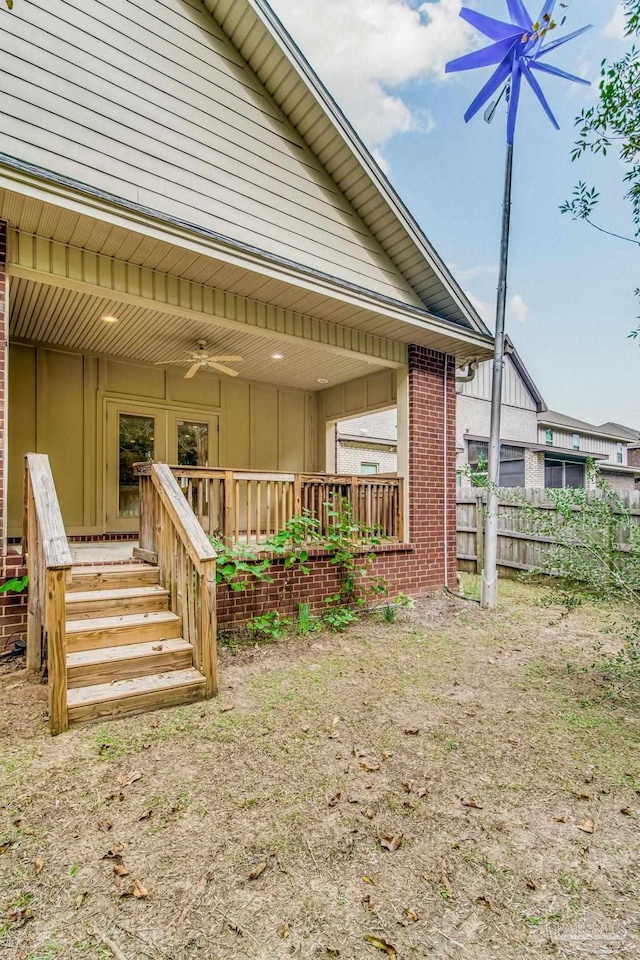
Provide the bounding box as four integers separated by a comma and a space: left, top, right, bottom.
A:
505, 337, 547, 412
538, 411, 639, 442
202, 0, 490, 337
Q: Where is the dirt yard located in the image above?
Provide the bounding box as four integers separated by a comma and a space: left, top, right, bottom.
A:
0, 578, 638, 960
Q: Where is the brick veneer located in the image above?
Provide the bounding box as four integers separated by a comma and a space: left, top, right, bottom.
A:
0, 344, 457, 650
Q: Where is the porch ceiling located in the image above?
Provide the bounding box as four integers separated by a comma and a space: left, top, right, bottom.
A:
9, 277, 383, 391
0, 186, 494, 365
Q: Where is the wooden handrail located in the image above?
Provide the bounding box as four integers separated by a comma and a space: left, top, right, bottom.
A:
24, 453, 72, 735
148, 463, 217, 574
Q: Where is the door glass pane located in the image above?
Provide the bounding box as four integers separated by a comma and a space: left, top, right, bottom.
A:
177, 420, 209, 467
545, 461, 563, 489
499, 459, 525, 487
119, 414, 155, 517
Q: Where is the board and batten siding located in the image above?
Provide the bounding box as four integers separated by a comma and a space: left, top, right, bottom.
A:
538, 428, 625, 465
0, 0, 423, 306
7, 341, 318, 537
457, 356, 537, 411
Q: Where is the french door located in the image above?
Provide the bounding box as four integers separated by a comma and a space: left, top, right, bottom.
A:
105, 401, 218, 531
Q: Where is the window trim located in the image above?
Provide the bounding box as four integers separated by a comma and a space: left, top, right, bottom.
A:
360, 462, 379, 475
545, 428, 554, 446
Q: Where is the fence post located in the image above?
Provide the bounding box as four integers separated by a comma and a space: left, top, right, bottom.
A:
475, 491, 485, 575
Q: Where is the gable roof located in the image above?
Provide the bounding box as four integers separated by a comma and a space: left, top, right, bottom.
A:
539, 411, 639, 442
202, 0, 489, 335
505, 338, 547, 412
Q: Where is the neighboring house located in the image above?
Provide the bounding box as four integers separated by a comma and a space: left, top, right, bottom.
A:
336, 410, 398, 475
537, 413, 640, 492
340, 339, 640, 492
0, 0, 496, 724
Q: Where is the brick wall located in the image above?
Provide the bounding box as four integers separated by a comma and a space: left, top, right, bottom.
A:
336, 440, 398, 475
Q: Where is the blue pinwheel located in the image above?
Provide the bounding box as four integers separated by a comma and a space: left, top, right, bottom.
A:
444, 3, 592, 612
445, 2, 592, 144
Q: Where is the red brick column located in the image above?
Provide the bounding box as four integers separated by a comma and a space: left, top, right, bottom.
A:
404, 344, 458, 591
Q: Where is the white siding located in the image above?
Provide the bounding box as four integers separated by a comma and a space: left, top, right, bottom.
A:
537, 428, 626, 465
0, 0, 422, 304
458, 356, 536, 411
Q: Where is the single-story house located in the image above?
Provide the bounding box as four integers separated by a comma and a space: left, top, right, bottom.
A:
0, 0, 495, 730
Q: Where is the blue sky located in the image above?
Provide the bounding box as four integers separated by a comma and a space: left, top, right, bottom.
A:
273, 0, 639, 427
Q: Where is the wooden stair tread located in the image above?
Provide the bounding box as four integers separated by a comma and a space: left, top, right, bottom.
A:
71, 564, 156, 576
66, 586, 169, 604
67, 638, 191, 668
67, 668, 205, 707
66, 610, 180, 634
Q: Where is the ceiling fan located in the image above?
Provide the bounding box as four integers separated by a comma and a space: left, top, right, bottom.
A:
155, 341, 243, 379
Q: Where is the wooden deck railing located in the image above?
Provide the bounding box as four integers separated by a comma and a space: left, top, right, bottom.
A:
135, 465, 403, 544
23, 453, 73, 735
135, 463, 218, 696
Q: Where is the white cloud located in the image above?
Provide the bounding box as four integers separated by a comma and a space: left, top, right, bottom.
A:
605, 5, 626, 39
270, 0, 476, 149
509, 293, 530, 325
464, 291, 530, 327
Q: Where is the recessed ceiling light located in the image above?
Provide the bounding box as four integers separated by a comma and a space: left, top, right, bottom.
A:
271, 352, 284, 360
101, 315, 119, 323
317, 378, 329, 384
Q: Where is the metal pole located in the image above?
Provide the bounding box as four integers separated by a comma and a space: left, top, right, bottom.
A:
481, 139, 514, 610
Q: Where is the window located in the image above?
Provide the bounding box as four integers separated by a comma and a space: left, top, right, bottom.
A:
545, 458, 585, 489
360, 462, 379, 475
545, 429, 554, 446
177, 420, 209, 467
572, 433, 580, 451
616, 443, 624, 464
118, 413, 155, 517
467, 441, 525, 488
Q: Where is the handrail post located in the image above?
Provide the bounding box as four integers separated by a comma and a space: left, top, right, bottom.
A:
223, 470, 234, 544
47, 568, 68, 735
200, 560, 218, 698
24, 469, 42, 673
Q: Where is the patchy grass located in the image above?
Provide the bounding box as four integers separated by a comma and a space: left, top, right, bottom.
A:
0, 578, 638, 959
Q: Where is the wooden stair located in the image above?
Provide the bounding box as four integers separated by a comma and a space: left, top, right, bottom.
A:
64, 564, 206, 726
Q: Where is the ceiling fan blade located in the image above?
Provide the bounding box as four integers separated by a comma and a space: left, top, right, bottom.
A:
184, 362, 203, 379
207, 360, 240, 377
155, 359, 190, 365
210, 355, 243, 362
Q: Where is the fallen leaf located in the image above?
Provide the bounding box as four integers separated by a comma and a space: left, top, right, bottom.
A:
441, 859, 455, 898
34, 858, 44, 874
302, 726, 309, 733
360, 761, 380, 773
382, 751, 393, 760
280, 921, 290, 940
461, 798, 483, 809
141, 743, 152, 751
379, 833, 403, 852
0, 841, 15, 855
152, 643, 164, 651
525, 878, 538, 890
362, 876, 373, 884
139, 809, 153, 821
97, 819, 113, 833
106, 791, 125, 803
553, 814, 567, 823
75, 891, 88, 908
328, 792, 341, 808
347, 794, 360, 804
117, 772, 143, 788
113, 864, 131, 878
127, 878, 149, 899
417, 788, 429, 799
475, 895, 497, 912
332, 715, 341, 726
220, 704, 235, 714
401, 781, 412, 793
578, 819, 595, 834
7, 907, 34, 928
404, 727, 420, 736
364, 934, 397, 957
249, 861, 268, 881
13, 818, 24, 829
363, 809, 375, 821
573, 791, 591, 801
405, 908, 419, 922
620, 807, 632, 816
326, 950, 341, 958
362, 893, 375, 910
102, 843, 125, 860
508, 738, 519, 745
228, 922, 243, 936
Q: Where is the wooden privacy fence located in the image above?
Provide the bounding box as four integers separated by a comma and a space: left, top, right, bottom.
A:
457, 487, 640, 577
135, 465, 403, 544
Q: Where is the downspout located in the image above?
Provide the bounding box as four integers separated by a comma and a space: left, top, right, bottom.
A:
455, 360, 479, 384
